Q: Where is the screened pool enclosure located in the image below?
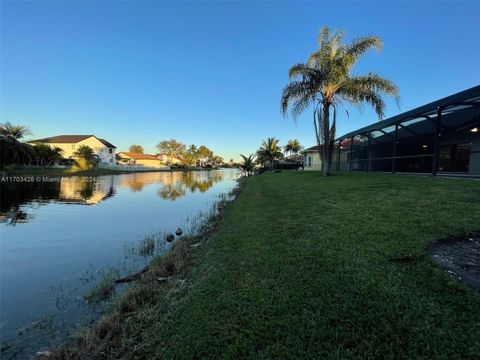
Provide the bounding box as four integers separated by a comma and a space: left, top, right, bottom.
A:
331, 86, 480, 176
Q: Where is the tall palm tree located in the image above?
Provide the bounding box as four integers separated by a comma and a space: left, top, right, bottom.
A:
281, 26, 399, 176
284, 139, 303, 158
0, 122, 34, 169
256, 137, 283, 170
237, 154, 256, 177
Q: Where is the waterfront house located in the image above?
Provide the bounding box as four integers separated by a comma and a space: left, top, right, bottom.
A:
29, 135, 116, 164
117, 152, 168, 168
156, 153, 183, 165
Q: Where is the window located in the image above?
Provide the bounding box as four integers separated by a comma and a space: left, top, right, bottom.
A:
438, 143, 470, 172
109, 149, 113, 154
308, 156, 312, 167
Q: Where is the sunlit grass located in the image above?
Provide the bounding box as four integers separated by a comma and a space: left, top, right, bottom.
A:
54, 174, 480, 358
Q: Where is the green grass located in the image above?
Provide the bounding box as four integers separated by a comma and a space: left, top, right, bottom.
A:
61, 172, 480, 359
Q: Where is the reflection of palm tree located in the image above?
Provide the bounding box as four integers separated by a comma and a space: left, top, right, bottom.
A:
157, 184, 186, 201
157, 171, 223, 200
77, 180, 95, 201
2, 206, 34, 226
129, 180, 145, 192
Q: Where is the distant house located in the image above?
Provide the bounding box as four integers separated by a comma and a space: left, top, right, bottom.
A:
29, 135, 116, 163
117, 152, 168, 168
301, 139, 353, 171
156, 153, 182, 165
302, 145, 322, 171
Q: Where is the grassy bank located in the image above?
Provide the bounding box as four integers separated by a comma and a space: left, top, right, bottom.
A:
57, 172, 480, 359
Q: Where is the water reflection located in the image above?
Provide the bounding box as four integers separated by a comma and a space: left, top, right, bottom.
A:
0, 169, 236, 358
0, 170, 224, 225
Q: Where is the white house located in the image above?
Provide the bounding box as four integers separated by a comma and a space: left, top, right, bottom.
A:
302, 145, 323, 171
30, 135, 116, 163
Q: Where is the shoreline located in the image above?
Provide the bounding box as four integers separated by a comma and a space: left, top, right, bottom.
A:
45, 177, 246, 359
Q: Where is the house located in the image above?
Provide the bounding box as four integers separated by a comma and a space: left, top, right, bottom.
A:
303, 86, 480, 176
29, 135, 116, 163
302, 139, 357, 171
117, 152, 168, 168
156, 153, 183, 165
302, 146, 322, 171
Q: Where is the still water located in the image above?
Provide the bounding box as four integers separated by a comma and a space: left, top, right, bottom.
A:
0, 169, 237, 358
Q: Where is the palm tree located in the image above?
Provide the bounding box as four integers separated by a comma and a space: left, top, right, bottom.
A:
256, 137, 283, 170
32, 144, 64, 166
284, 139, 303, 158
281, 26, 399, 176
0, 122, 32, 140
73, 145, 97, 169
237, 154, 256, 177
0, 122, 34, 169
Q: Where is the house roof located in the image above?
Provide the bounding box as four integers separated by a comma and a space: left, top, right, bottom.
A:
99, 138, 116, 148
31, 135, 117, 148
117, 152, 159, 160
302, 139, 355, 153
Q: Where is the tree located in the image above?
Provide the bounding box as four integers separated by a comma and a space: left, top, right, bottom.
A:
237, 154, 256, 177
0, 122, 32, 140
281, 26, 399, 176
181, 144, 199, 166
197, 145, 213, 167
32, 144, 64, 166
0, 122, 34, 169
157, 139, 186, 165
256, 137, 283, 170
129, 145, 144, 153
73, 145, 97, 169
210, 155, 224, 168
284, 139, 303, 157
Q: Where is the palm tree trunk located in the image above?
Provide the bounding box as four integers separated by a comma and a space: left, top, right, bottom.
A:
322, 105, 331, 176
313, 108, 324, 173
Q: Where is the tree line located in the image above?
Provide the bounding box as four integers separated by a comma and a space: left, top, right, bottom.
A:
129, 139, 226, 168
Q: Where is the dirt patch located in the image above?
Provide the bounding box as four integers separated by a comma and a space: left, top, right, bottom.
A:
429, 234, 480, 292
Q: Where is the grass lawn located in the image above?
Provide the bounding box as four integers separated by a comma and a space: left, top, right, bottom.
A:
70, 172, 480, 359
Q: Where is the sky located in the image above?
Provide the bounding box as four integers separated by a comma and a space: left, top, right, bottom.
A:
1, 1, 479, 161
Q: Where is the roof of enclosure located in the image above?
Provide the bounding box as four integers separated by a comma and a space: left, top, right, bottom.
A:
336, 85, 480, 142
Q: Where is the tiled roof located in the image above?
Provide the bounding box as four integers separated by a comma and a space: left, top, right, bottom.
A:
31, 135, 117, 148
117, 152, 159, 160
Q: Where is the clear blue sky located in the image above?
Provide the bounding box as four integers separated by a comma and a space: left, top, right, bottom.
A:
1, 1, 479, 161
